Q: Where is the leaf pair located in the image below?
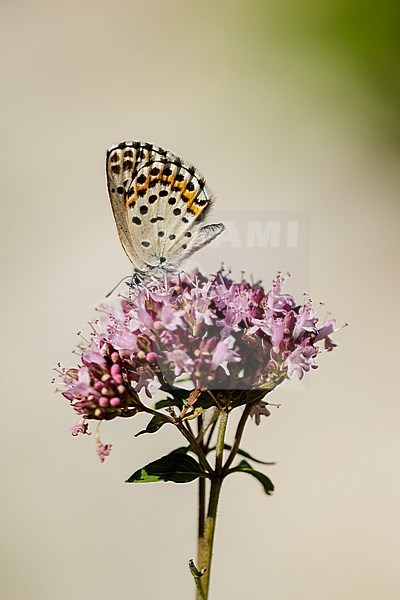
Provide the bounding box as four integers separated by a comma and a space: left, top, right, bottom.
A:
127, 448, 274, 495
126, 448, 208, 484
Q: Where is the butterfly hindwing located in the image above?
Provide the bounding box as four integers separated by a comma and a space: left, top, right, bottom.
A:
106, 141, 225, 275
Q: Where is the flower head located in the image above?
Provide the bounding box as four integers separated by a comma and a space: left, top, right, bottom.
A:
61, 343, 140, 421
56, 268, 340, 441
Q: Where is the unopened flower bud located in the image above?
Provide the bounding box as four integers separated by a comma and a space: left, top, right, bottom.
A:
110, 364, 121, 377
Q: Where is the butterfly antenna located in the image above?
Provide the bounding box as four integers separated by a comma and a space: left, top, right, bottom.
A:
105, 275, 132, 298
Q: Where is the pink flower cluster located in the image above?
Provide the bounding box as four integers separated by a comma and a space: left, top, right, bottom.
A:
57, 268, 338, 428
61, 347, 139, 421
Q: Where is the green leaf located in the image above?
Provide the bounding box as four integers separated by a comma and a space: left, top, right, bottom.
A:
135, 415, 167, 437
126, 448, 207, 484
154, 398, 179, 410
230, 460, 274, 495
159, 384, 187, 407
230, 389, 269, 408
194, 392, 214, 410
223, 444, 275, 465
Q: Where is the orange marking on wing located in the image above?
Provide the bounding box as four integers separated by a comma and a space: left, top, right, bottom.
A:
126, 197, 137, 207
187, 204, 200, 215
183, 191, 196, 209
124, 173, 204, 214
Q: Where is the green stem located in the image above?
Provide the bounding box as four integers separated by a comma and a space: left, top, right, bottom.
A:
222, 402, 254, 475
137, 397, 212, 474
175, 421, 213, 474
197, 415, 206, 560
196, 410, 229, 600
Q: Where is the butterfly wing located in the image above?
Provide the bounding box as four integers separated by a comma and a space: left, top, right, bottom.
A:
106, 141, 225, 274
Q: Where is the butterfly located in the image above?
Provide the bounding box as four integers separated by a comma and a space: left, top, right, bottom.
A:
106, 140, 225, 279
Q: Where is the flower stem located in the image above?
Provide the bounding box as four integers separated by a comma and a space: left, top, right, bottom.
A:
222, 402, 254, 475
196, 409, 229, 599
175, 421, 213, 473
197, 415, 206, 546
197, 475, 206, 567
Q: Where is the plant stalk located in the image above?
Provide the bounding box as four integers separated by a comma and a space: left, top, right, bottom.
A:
222, 402, 254, 475
196, 409, 229, 599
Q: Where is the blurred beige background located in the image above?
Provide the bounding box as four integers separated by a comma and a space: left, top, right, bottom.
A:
1, 1, 399, 599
